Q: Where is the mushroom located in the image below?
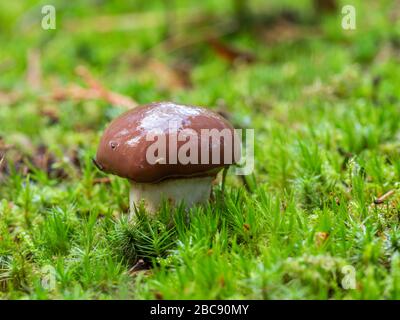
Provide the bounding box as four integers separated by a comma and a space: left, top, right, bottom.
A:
95, 102, 240, 216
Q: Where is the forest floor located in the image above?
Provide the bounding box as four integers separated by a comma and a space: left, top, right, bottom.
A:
1, 0, 400, 299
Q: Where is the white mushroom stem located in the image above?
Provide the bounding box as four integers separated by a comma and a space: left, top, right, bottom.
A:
129, 176, 214, 216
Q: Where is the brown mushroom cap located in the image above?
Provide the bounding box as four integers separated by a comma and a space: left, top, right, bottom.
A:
95, 102, 239, 183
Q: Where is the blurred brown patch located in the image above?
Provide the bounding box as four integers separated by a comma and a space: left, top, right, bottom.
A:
39, 104, 60, 125
0, 138, 13, 178
315, 232, 329, 246
260, 18, 317, 44
390, 0, 400, 22
207, 38, 256, 64
313, 0, 338, 14
0, 138, 14, 153
26, 49, 42, 91
0, 91, 21, 105
147, 59, 192, 90
30, 145, 68, 179
0, 142, 77, 181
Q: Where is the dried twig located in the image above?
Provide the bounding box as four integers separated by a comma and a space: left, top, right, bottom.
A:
93, 177, 111, 185
26, 49, 42, 91
128, 259, 149, 275
374, 189, 396, 205
52, 66, 138, 109
76, 66, 138, 108
75, 66, 104, 91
